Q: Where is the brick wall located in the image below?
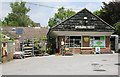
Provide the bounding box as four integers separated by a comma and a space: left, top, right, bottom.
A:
69, 48, 81, 54
58, 36, 111, 54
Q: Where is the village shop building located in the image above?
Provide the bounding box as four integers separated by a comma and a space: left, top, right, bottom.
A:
47, 8, 115, 54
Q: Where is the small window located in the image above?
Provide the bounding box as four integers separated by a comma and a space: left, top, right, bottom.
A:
12, 28, 16, 31
16, 28, 23, 34
84, 17, 87, 20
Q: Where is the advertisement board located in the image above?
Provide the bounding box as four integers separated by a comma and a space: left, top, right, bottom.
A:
94, 40, 105, 47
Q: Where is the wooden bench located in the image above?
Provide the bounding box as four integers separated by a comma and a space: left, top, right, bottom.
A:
80, 47, 94, 54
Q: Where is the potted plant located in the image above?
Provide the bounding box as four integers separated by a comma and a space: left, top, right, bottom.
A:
55, 52, 62, 56
64, 48, 73, 56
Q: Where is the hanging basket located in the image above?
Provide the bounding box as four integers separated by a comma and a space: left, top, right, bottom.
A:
66, 40, 69, 43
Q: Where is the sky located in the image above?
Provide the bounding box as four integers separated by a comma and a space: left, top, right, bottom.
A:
0, 0, 112, 27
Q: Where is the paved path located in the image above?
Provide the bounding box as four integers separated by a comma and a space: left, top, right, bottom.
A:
1, 54, 119, 75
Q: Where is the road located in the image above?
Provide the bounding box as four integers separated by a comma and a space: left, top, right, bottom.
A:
1, 53, 119, 75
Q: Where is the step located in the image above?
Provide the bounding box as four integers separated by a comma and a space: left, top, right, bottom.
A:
24, 50, 32, 52
24, 52, 32, 54
81, 50, 93, 52
81, 47, 93, 49
24, 55, 32, 57
24, 47, 33, 48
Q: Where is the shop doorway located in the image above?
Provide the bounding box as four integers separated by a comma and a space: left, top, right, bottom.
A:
110, 37, 115, 51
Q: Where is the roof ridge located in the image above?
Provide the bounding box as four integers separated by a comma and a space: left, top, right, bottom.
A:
84, 8, 115, 30
47, 8, 86, 35
52, 8, 86, 29
51, 8, 115, 30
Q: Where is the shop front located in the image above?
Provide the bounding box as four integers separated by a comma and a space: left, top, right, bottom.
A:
47, 8, 114, 54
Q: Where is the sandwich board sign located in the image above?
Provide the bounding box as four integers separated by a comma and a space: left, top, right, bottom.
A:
95, 47, 100, 53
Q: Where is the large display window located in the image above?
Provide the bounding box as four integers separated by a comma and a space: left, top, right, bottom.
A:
65, 36, 81, 48
90, 36, 105, 48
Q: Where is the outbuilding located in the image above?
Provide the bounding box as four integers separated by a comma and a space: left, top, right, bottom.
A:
1, 41, 15, 63
47, 8, 115, 54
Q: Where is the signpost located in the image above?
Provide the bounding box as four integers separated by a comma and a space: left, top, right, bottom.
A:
61, 39, 64, 56
95, 47, 100, 53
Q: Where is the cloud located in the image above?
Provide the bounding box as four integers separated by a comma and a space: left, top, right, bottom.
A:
85, 3, 102, 12
26, 2, 55, 26
29, 12, 48, 26
0, 1, 112, 27
0, 2, 11, 20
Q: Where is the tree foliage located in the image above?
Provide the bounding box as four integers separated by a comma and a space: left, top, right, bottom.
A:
93, 9, 106, 16
0, 19, 8, 26
48, 7, 76, 28
115, 22, 120, 35
4, 1, 35, 27
94, 0, 120, 35
99, 1, 120, 25
0, 32, 14, 42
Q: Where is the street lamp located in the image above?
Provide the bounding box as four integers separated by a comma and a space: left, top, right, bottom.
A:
61, 39, 64, 56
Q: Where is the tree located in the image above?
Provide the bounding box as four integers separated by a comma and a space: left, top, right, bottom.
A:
0, 19, 8, 26
93, 0, 120, 35
48, 7, 76, 28
115, 22, 120, 35
93, 10, 101, 16
98, 1, 120, 25
0, 20, 2, 26
4, 1, 35, 27
0, 32, 14, 42
93, 9, 106, 16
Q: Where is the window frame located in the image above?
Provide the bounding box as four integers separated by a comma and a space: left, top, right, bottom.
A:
65, 36, 82, 48
90, 36, 106, 48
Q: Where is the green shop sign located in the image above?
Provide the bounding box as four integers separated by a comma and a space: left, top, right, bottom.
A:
100, 36, 105, 40
96, 42, 102, 44
94, 40, 105, 48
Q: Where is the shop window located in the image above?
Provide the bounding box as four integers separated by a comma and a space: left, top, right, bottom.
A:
65, 36, 81, 48
90, 36, 105, 48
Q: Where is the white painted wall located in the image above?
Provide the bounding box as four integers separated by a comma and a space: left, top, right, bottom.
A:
118, 43, 120, 50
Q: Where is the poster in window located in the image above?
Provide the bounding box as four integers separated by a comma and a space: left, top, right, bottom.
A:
94, 40, 105, 47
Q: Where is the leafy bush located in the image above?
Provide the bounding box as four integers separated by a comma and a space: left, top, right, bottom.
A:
41, 47, 52, 53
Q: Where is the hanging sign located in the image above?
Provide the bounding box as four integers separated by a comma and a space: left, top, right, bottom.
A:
66, 40, 69, 43
84, 37, 89, 42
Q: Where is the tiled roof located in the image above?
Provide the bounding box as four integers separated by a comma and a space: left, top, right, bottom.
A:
2, 26, 48, 39
50, 8, 114, 32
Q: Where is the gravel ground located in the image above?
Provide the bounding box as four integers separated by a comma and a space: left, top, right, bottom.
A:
1, 53, 119, 75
